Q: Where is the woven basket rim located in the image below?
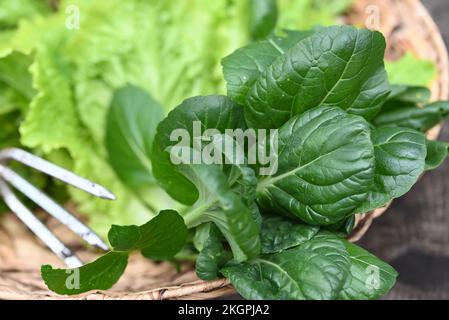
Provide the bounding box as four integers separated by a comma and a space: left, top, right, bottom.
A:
1, 0, 448, 300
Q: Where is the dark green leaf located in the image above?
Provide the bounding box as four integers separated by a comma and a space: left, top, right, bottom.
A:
388, 85, 431, 104
227, 165, 262, 226
108, 209, 188, 260
338, 241, 398, 300
325, 215, 356, 237
373, 101, 449, 132
357, 126, 426, 213
193, 223, 212, 252
257, 106, 375, 225
222, 29, 314, 105
342, 216, 356, 236
425, 139, 449, 171
250, 0, 278, 40
261, 215, 319, 253
236, 26, 389, 129
181, 164, 261, 261
221, 232, 351, 300
0, 110, 21, 150
151, 95, 244, 205
41, 252, 128, 295
108, 225, 140, 252
106, 85, 165, 187
196, 224, 232, 280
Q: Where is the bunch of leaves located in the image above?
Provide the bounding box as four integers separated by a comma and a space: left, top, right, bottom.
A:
0, 0, 355, 234
41, 25, 449, 300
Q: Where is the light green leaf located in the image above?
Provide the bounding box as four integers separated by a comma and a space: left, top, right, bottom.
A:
277, 0, 353, 30
257, 106, 375, 225
19, 37, 80, 153
0, 0, 50, 28
386, 53, 437, 87
16, 23, 155, 236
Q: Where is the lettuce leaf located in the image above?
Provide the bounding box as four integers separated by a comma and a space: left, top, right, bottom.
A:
9, 13, 155, 236
0, 0, 50, 29
278, 0, 353, 29
386, 53, 437, 87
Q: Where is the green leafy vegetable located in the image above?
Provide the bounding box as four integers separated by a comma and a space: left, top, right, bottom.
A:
388, 85, 431, 104
338, 241, 398, 300
195, 224, 233, 280
108, 209, 188, 259
261, 215, 319, 253
223, 26, 389, 129
373, 101, 449, 132
250, 0, 278, 40
226, 165, 262, 227
0, 0, 257, 230
357, 126, 427, 213
425, 139, 449, 171
330, 215, 356, 237
106, 85, 165, 188
152, 95, 244, 205
257, 106, 375, 225
222, 232, 351, 300
222, 29, 314, 106
6, 1, 449, 301
41, 252, 129, 295
2, 13, 157, 235
0, 0, 437, 237
180, 164, 261, 262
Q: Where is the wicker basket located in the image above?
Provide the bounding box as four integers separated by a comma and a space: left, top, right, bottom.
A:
0, 0, 448, 300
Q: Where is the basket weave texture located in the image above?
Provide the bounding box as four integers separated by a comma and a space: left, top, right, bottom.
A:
0, 0, 448, 300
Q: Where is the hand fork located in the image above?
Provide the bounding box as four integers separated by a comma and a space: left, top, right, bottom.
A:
0, 148, 115, 268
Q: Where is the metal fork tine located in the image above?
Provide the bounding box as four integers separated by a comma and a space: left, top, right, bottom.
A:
0, 148, 116, 200
0, 179, 83, 268
0, 164, 109, 251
